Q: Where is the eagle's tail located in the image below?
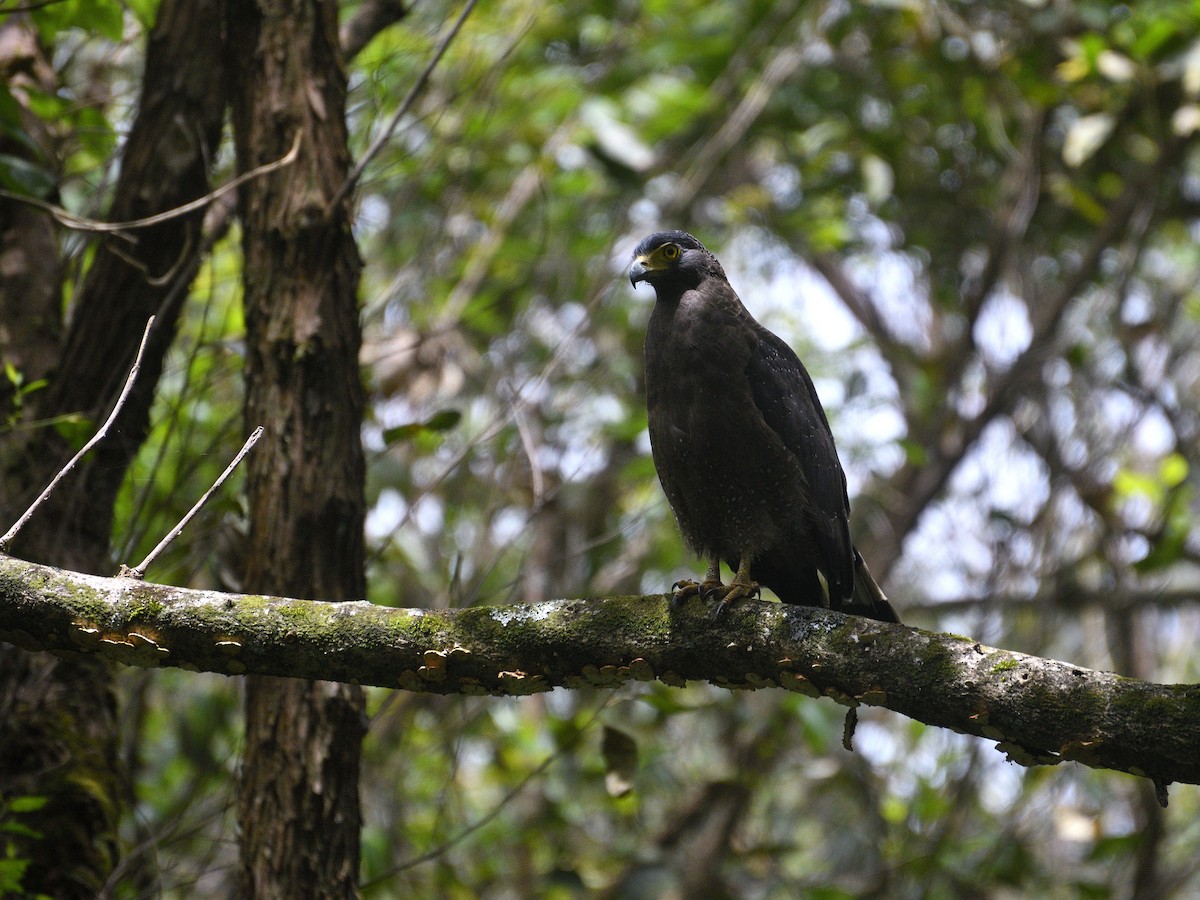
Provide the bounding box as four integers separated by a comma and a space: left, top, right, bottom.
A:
847, 550, 900, 623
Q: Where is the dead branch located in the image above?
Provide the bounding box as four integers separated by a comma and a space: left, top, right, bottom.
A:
0, 318, 155, 551
119, 426, 263, 578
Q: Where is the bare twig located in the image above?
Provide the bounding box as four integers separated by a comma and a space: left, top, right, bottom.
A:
329, 0, 479, 212
0, 133, 301, 235
0, 318, 156, 552
119, 426, 264, 579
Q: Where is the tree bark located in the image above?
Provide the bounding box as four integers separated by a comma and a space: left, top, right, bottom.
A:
226, 1, 368, 895
0, 3, 227, 895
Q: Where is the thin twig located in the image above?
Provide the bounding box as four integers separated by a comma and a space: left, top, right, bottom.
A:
329, 0, 479, 212
120, 426, 264, 579
0, 318, 156, 551
0, 133, 301, 235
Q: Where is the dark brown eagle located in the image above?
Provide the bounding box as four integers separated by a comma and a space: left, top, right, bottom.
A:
630, 230, 899, 623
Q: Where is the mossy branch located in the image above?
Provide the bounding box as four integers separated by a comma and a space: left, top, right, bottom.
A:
1, 552, 1196, 791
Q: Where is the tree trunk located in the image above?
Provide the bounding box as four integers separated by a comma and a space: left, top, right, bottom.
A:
0, 2, 226, 895
226, 1, 368, 895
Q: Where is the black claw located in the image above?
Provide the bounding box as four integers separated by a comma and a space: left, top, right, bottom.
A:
670, 579, 701, 610
711, 600, 729, 622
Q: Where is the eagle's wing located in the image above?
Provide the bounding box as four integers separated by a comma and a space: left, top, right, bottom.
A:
743, 322, 855, 599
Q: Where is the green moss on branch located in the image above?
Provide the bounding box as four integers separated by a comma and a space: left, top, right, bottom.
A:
1, 553, 1197, 790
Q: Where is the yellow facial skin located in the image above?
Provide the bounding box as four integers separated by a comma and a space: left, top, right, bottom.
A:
629, 242, 682, 284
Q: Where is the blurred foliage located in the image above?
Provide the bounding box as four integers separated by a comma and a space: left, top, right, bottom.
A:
4, 0, 1200, 895
0, 793, 47, 898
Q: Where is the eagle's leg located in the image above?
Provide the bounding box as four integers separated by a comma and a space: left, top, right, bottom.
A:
705, 556, 760, 620
670, 558, 724, 609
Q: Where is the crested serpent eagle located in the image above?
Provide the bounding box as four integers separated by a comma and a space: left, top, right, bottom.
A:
630, 230, 899, 623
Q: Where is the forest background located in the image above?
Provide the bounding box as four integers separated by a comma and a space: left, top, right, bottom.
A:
2, 0, 1200, 896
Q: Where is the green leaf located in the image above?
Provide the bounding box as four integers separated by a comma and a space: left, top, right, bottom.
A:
0, 154, 55, 200
6, 796, 47, 814
899, 438, 929, 466
17, 379, 47, 400
1129, 18, 1179, 60
124, 0, 162, 29
382, 409, 462, 445
52, 414, 92, 451
33, 0, 124, 42
423, 409, 462, 432
0, 856, 32, 895
1135, 484, 1193, 573
1159, 453, 1188, 488
1113, 468, 1160, 503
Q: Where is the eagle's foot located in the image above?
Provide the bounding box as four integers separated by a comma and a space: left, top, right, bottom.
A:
704, 577, 760, 621
670, 577, 726, 610
670, 579, 701, 609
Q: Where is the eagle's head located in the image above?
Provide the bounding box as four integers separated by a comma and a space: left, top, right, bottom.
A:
629, 231, 713, 289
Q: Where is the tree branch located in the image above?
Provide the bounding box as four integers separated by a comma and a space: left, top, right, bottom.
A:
339, 0, 409, 60
1, 553, 1195, 790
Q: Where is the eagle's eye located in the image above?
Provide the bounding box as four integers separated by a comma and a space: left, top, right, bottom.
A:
661, 244, 681, 261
